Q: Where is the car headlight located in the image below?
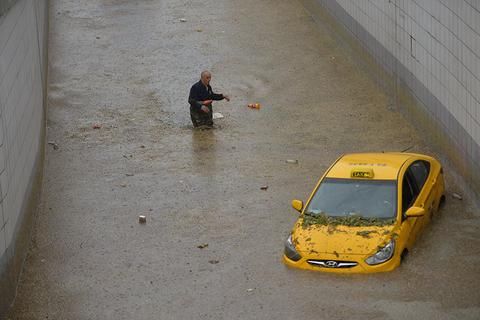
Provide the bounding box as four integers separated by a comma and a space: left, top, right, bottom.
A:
284, 234, 302, 262
365, 239, 395, 265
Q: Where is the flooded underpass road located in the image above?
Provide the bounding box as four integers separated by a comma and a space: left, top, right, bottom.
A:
9, 0, 480, 319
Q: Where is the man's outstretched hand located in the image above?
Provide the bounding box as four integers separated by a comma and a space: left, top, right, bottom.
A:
223, 95, 230, 102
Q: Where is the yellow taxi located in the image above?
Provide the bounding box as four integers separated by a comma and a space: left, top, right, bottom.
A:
283, 152, 445, 273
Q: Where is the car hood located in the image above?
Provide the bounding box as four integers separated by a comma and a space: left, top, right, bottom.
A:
292, 222, 397, 255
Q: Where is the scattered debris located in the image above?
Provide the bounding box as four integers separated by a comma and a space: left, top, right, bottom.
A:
92, 123, 102, 129
196, 29, 203, 32
247, 288, 254, 292
197, 243, 209, 249
179, 18, 187, 22
452, 192, 463, 200
213, 112, 224, 120
140, 145, 146, 148
286, 159, 298, 164
208, 259, 219, 264
260, 185, 268, 190
138, 215, 147, 224
47, 141, 59, 150
125, 173, 134, 177
96, 36, 100, 39
120, 184, 127, 188
248, 103, 261, 109
330, 56, 336, 61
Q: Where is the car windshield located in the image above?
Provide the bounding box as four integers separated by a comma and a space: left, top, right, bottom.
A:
305, 178, 397, 219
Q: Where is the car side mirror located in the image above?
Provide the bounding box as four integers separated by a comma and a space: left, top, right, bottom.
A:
291, 199, 303, 213
405, 206, 425, 218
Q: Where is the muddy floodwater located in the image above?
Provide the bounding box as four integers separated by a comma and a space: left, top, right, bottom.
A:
8, 0, 480, 319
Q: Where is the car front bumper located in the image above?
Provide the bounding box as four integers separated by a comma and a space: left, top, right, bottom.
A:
283, 252, 401, 274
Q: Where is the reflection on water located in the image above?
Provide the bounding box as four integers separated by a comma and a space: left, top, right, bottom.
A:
190, 128, 222, 214
190, 128, 217, 177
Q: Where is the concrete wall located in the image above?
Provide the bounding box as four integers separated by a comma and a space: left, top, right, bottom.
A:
0, 0, 48, 316
301, 0, 480, 200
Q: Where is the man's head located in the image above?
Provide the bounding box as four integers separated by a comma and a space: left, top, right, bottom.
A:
200, 71, 212, 86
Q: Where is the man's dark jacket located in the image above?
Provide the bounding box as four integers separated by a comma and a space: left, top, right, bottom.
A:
188, 80, 225, 111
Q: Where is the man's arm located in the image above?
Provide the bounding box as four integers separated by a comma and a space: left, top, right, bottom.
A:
211, 92, 225, 101
209, 85, 229, 101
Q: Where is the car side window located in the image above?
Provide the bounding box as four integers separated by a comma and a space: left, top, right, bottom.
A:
402, 173, 415, 214
408, 161, 430, 193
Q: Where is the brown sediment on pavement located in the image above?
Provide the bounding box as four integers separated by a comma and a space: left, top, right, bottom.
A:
8, 0, 480, 319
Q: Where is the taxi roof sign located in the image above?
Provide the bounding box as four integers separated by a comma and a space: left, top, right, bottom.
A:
351, 168, 374, 179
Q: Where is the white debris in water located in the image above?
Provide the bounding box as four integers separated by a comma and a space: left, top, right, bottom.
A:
451, 193, 463, 200
213, 112, 224, 119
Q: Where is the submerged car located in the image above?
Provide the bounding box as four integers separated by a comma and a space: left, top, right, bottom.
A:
284, 152, 445, 273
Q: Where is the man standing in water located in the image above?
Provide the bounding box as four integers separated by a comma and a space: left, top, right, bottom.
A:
188, 71, 230, 127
